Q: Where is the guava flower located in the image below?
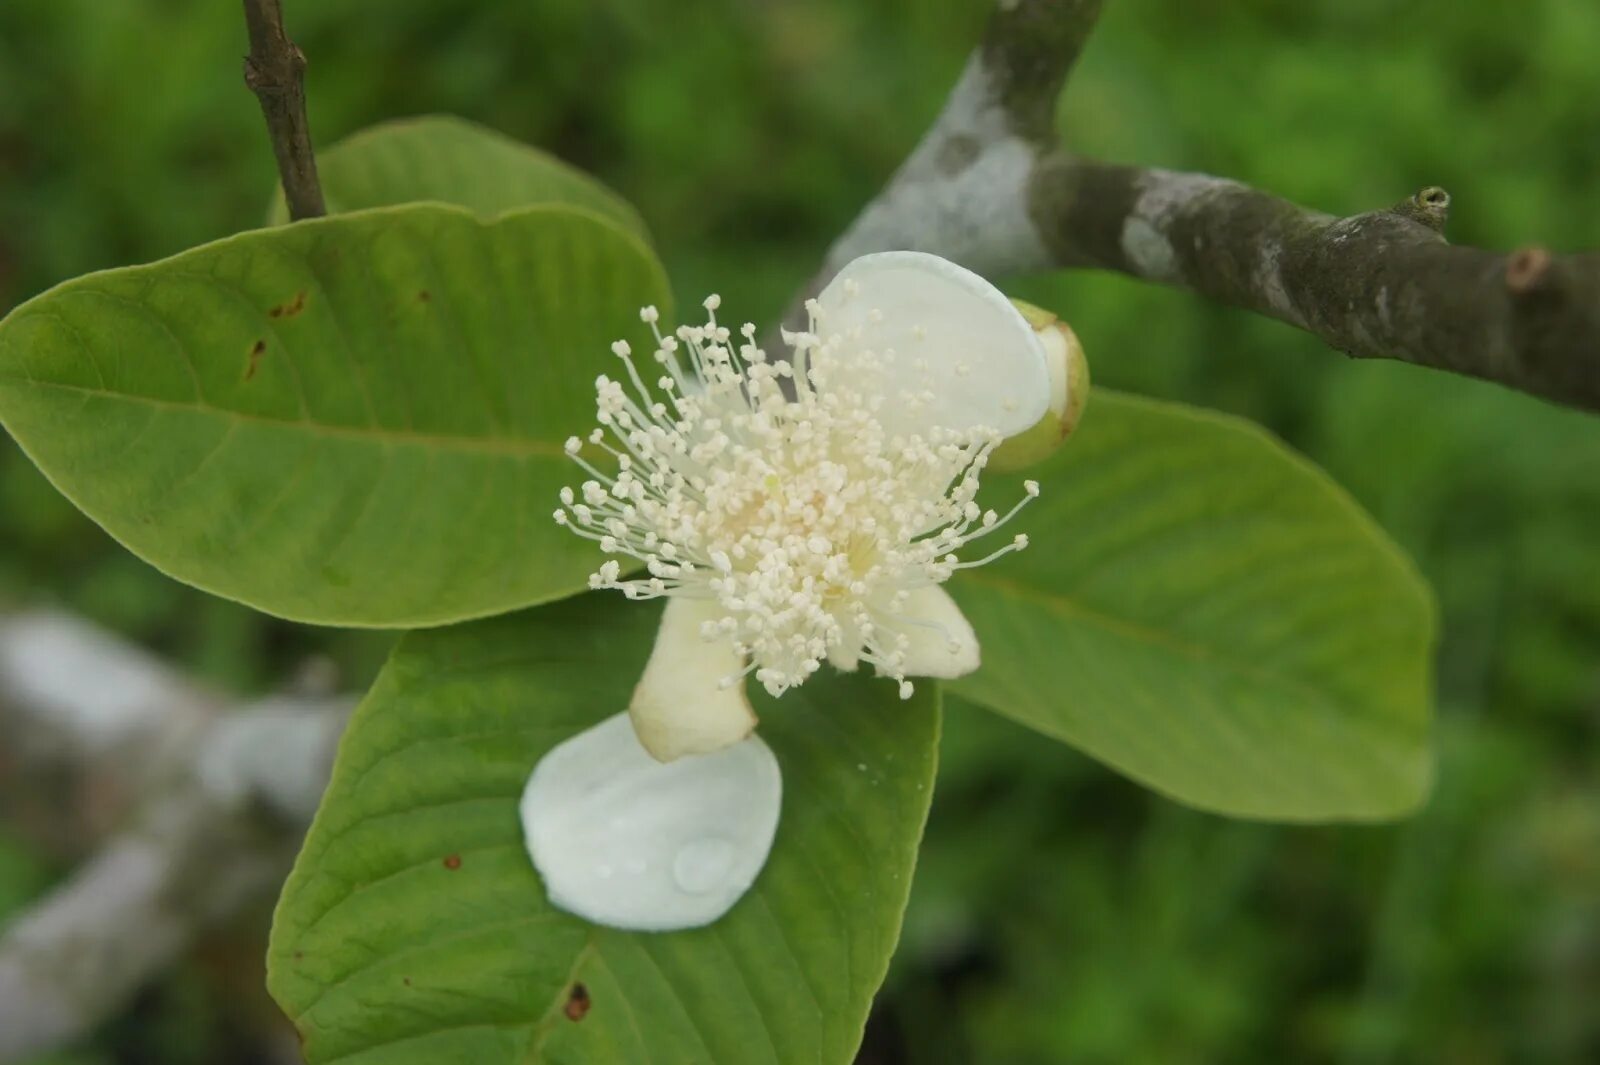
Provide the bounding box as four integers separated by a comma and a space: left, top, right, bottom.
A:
522, 252, 1069, 931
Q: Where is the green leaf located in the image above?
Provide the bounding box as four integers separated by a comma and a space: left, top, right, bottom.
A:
950, 390, 1435, 821
267, 593, 938, 1064
0, 204, 670, 626
270, 116, 646, 236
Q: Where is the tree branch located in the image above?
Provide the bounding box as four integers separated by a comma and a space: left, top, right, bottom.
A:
1028, 160, 1600, 411
810, 0, 1600, 413
798, 0, 1104, 305
0, 611, 352, 1063
242, 0, 326, 221
982, 0, 1105, 143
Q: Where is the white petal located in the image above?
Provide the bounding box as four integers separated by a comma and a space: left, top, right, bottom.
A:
1040, 315, 1074, 425
630, 598, 757, 762
895, 584, 980, 679
815, 251, 1050, 438
521, 711, 782, 931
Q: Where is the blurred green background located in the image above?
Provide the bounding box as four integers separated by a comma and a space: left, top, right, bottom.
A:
2, 1, 1597, 1062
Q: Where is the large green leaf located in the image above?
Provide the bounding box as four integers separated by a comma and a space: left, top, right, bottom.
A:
270, 115, 645, 235
949, 390, 1435, 821
0, 204, 669, 626
267, 593, 939, 1064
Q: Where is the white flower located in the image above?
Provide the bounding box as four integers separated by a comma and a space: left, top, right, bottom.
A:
564, 253, 1050, 752
522, 252, 1059, 931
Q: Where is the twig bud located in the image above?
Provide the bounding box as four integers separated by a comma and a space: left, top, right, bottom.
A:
990, 299, 1089, 472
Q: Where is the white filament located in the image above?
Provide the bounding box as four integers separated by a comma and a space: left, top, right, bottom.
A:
554, 265, 1041, 702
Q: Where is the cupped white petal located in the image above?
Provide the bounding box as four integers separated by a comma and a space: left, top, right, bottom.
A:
521, 711, 782, 932
891, 584, 980, 679
815, 251, 1050, 439
630, 597, 757, 762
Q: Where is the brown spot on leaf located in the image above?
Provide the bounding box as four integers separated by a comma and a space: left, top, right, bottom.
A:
403, 977, 412, 987
245, 339, 267, 380
417, 289, 431, 302
443, 853, 461, 870
293, 951, 304, 961
268, 290, 307, 318
564, 982, 591, 1021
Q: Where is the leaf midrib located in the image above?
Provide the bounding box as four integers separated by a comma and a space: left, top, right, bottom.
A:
0, 374, 566, 460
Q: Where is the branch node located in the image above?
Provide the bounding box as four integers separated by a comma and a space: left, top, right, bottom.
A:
1505, 246, 1553, 295
1391, 185, 1451, 233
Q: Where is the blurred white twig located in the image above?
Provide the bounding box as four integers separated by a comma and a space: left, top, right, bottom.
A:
0, 610, 352, 1063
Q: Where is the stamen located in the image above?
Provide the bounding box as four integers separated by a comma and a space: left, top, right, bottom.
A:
553, 294, 1040, 698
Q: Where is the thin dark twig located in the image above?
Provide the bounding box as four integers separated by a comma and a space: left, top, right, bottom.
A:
241, 0, 326, 221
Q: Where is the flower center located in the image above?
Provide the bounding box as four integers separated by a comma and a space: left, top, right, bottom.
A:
554, 295, 1038, 698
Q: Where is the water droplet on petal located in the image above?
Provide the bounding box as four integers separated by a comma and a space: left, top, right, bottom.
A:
673, 837, 737, 895
522, 713, 782, 931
